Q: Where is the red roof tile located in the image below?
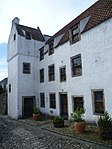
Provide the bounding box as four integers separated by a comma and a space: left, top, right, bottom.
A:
47, 0, 112, 47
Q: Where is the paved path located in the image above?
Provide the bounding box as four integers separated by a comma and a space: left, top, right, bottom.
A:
0, 115, 111, 149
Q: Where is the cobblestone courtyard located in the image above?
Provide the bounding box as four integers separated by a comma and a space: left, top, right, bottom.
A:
0, 115, 111, 149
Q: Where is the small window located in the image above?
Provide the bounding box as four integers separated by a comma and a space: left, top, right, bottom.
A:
25, 31, 31, 40
49, 42, 54, 55
70, 24, 80, 44
72, 97, 84, 111
48, 64, 55, 81
60, 66, 66, 82
49, 93, 56, 109
14, 34, 16, 40
92, 90, 105, 114
71, 54, 82, 77
23, 63, 31, 74
9, 84, 11, 93
40, 47, 44, 61
40, 68, 44, 83
40, 93, 45, 108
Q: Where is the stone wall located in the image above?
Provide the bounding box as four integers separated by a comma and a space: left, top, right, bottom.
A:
0, 94, 7, 114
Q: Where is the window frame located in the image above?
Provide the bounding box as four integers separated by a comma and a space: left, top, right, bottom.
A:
48, 64, 55, 81
92, 89, 105, 115
23, 62, 31, 74
71, 54, 82, 77
70, 24, 80, 44
40, 68, 44, 83
60, 66, 66, 82
40, 47, 44, 61
49, 93, 56, 109
72, 96, 84, 112
40, 93, 45, 108
49, 42, 54, 55
25, 31, 31, 40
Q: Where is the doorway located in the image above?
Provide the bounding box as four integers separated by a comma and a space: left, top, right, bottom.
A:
60, 93, 68, 119
23, 97, 35, 118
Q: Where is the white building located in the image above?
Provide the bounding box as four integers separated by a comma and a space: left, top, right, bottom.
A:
7, 0, 112, 122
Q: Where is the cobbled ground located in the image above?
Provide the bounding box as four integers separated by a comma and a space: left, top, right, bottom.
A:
0, 115, 111, 149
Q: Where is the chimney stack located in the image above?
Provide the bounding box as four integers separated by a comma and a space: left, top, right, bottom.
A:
12, 17, 20, 25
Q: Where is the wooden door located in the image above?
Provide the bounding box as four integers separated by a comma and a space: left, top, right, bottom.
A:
60, 93, 68, 119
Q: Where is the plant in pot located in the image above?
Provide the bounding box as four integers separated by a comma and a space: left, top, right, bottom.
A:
33, 107, 41, 121
52, 116, 64, 128
97, 111, 112, 139
71, 107, 86, 133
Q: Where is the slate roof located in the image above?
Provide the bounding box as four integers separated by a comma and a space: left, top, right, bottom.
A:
16, 24, 45, 42
46, 0, 112, 47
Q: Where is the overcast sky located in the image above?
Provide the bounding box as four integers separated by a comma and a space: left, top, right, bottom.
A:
0, 0, 97, 81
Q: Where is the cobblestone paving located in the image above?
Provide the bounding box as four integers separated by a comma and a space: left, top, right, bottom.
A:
0, 115, 111, 149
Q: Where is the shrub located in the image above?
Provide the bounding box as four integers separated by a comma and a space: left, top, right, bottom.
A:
98, 111, 112, 130
33, 107, 41, 114
71, 107, 85, 122
52, 116, 64, 123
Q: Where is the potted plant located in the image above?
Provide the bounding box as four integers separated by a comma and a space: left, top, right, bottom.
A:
71, 107, 86, 133
52, 116, 64, 128
33, 107, 41, 121
97, 111, 112, 139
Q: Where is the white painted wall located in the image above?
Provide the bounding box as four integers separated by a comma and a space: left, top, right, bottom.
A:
37, 18, 112, 122
7, 19, 45, 118
8, 17, 112, 121
8, 56, 18, 119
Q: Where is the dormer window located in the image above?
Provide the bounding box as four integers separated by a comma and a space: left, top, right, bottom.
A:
70, 24, 80, 44
40, 47, 44, 61
49, 42, 54, 55
25, 31, 31, 40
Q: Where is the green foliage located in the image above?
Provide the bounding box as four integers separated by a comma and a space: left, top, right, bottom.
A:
33, 107, 41, 114
71, 107, 85, 122
0, 84, 6, 94
97, 111, 112, 129
53, 116, 64, 123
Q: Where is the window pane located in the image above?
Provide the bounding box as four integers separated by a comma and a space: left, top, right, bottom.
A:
40, 48, 44, 61
25, 32, 31, 40
40, 68, 44, 83
92, 90, 104, 114
71, 55, 82, 76
50, 94, 56, 109
23, 63, 31, 74
48, 65, 55, 81
73, 97, 83, 111
60, 67, 66, 82
49, 42, 54, 55
40, 93, 45, 108
94, 91, 103, 101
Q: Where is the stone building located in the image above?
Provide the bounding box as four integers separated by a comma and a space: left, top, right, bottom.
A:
7, 0, 112, 122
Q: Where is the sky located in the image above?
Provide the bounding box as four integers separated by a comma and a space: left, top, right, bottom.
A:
0, 0, 97, 81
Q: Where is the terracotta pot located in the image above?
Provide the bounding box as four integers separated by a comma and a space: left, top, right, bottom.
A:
74, 121, 86, 133
33, 114, 41, 121
53, 120, 64, 128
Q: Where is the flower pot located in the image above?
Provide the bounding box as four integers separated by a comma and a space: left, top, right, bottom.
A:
74, 121, 86, 133
33, 114, 41, 121
99, 128, 112, 139
53, 120, 64, 128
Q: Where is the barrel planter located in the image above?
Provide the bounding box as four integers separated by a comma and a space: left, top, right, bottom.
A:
53, 120, 64, 128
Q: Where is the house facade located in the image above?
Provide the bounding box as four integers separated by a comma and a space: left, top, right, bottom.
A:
7, 0, 112, 122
